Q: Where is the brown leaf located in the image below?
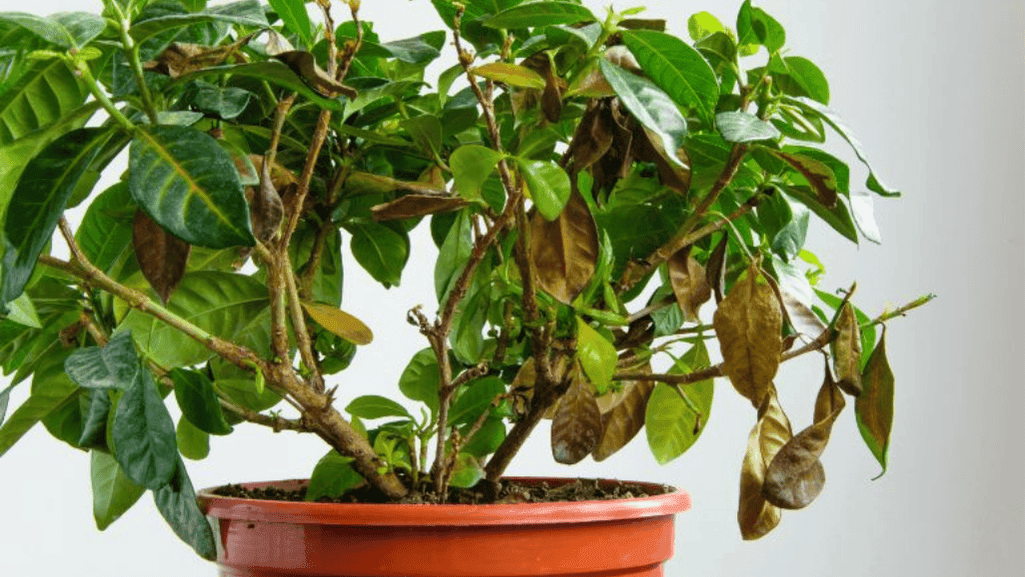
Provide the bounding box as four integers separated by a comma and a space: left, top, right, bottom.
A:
551, 363, 602, 464
604, 45, 641, 73
371, 195, 469, 222
706, 233, 728, 304
763, 362, 844, 510
143, 36, 251, 78
301, 301, 373, 345
782, 290, 827, 338
590, 99, 635, 193
249, 155, 299, 189
274, 51, 358, 99
251, 155, 285, 243
831, 302, 863, 396
713, 264, 783, 405
541, 61, 564, 123
769, 150, 839, 208
566, 101, 614, 173
344, 171, 446, 197
668, 246, 711, 322
133, 210, 191, 304
619, 18, 667, 31
530, 188, 599, 304
856, 330, 894, 475
632, 124, 691, 194
593, 367, 655, 461
739, 387, 791, 540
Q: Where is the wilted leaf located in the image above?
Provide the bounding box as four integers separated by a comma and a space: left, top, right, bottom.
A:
764, 363, 844, 509
768, 149, 839, 208
133, 210, 191, 304
301, 301, 373, 345
593, 372, 654, 462
551, 363, 602, 464
856, 330, 894, 477
530, 189, 599, 304
90, 450, 146, 531
632, 124, 691, 194
831, 302, 862, 395
738, 387, 790, 540
781, 290, 826, 338
371, 194, 468, 221
706, 233, 728, 303
144, 41, 249, 79
565, 101, 614, 172
668, 246, 711, 322
274, 51, 357, 99
713, 265, 782, 405
250, 156, 284, 243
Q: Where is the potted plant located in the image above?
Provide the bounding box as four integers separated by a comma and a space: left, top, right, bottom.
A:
0, 0, 932, 574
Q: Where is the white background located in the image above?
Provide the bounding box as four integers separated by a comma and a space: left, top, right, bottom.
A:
1, 0, 1023, 576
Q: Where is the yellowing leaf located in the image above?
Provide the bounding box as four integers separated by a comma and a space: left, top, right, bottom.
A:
471, 62, 546, 90
856, 330, 894, 477
551, 363, 602, 464
738, 387, 791, 540
713, 265, 782, 405
370, 195, 468, 221
831, 302, 862, 395
301, 301, 373, 345
668, 247, 711, 322
529, 189, 598, 304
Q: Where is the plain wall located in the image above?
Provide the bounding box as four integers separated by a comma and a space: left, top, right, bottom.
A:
0, 0, 1022, 575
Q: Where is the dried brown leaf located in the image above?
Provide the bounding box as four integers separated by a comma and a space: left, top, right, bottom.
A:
668, 246, 711, 322
713, 264, 783, 405
344, 171, 446, 197
143, 39, 249, 78
301, 301, 373, 345
593, 366, 655, 461
782, 290, 827, 338
274, 51, 357, 99
133, 210, 191, 304
370, 195, 469, 222
831, 302, 863, 396
551, 363, 602, 465
530, 189, 599, 304
706, 233, 728, 304
566, 101, 614, 173
738, 387, 791, 540
541, 62, 564, 123
590, 99, 635, 193
251, 155, 284, 243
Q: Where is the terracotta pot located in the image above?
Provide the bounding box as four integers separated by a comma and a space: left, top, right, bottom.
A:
198, 477, 691, 577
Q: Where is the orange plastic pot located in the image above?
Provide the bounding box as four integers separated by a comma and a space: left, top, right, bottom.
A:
198, 477, 691, 577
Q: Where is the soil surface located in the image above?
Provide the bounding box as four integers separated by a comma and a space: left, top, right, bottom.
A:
214, 478, 670, 505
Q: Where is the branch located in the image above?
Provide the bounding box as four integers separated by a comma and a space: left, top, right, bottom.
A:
862, 294, 936, 328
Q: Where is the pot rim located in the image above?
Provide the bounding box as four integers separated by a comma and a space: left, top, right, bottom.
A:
198, 476, 691, 527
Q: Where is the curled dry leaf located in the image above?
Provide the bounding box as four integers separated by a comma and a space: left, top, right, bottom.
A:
251, 153, 285, 243
782, 290, 826, 338
566, 100, 615, 173
274, 51, 357, 99
301, 301, 374, 346
763, 361, 845, 510
551, 363, 602, 465
668, 246, 711, 322
133, 210, 191, 304
738, 387, 791, 540
705, 233, 728, 303
529, 188, 599, 304
593, 364, 655, 462
371, 195, 469, 222
856, 330, 894, 476
713, 264, 783, 406
345, 171, 446, 197
831, 302, 863, 396
511, 357, 570, 419
540, 59, 564, 123
144, 38, 250, 78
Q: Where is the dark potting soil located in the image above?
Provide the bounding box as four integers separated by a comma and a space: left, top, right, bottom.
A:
214, 478, 670, 505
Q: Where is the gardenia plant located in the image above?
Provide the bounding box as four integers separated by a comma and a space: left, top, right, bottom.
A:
0, 0, 931, 560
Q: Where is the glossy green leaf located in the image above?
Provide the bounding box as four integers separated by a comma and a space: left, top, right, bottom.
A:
688, 11, 724, 41
346, 395, 412, 420
361, 31, 446, 64
348, 222, 408, 288
622, 30, 719, 124
472, 62, 545, 89
599, 59, 687, 169
129, 0, 268, 44
267, 0, 311, 44
112, 366, 177, 490
176, 417, 209, 460
0, 12, 105, 49
75, 182, 135, 274
170, 369, 233, 435
717, 111, 781, 143
857, 331, 894, 477
576, 318, 617, 395
518, 159, 570, 221
91, 450, 146, 531
0, 58, 87, 146
782, 185, 858, 244
449, 453, 484, 488
737, 3, 785, 53
461, 418, 505, 457
152, 458, 217, 560
129, 125, 255, 249
6, 293, 41, 328
450, 145, 505, 200
450, 376, 505, 426
645, 343, 713, 464
0, 351, 77, 457
305, 451, 364, 501
77, 389, 110, 449
398, 348, 440, 414
485, 2, 596, 29
777, 56, 829, 105
449, 264, 490, 364
1, 128, 107, 311
174, 62, 345, 112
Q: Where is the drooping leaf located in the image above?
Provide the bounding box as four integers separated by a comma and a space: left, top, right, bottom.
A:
551, 363, 602, 465
831, 302, 862, 396
78, 389, 110, 449
593, 366, 654, 462
152, 458, 217, 560
485, 2, 596, 29
781, 289, 826, 338
371, 194, 469, 221
644, 343, 713, 465
302, 301, 373, 346
450, 145, 505, 200
856, 331, 894, 477
361, 31, 446, 64
529, 189, 598, 304
576, 318, 617, 395
174, 61, 346, 111
0, 12, 105, 49
621, 30, 719, 124
738, 387, 790, 540
348, 221, 409, 288
64, 331, 142, 393
129, 125, 255, 249
0, 383, 13, 426
764, 363, 844, 509
668, 247, 711, 322
472, 62, 545, 89
717, 111, 781, 143
434, 210, 472, 301
273, 51, 357, 99
305, 451, 364, 501
128, 0, 268, 44
449, 376, 505, 426
176, 417, 210, 460
398, 348, 440, 414
170, 368, 232, 436
518, 159, 570, 220
1, 128, 106, 311
850, 191, 882, 244
90, 450, 146, 531
782, 185, 858, 244
133, 210, 191, 304
713, 264, 783, 405
249, 155, 285, 244
599, 59, 687, 169
112, 367, 178, 490
345, 395, 411, 420
0, 351, 78, 457
267, 0, 311, 45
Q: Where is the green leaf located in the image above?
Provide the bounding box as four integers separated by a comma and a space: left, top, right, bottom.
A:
91, 450, 146, 531
688, 11, 724, 41
129, 0, 268, 44
717, 111, 780, 143
485, 2, 596, 29
75, 182, 135, 274
782, 185, 858, 244
0, 12, 105, 49
0, 58, 87, 146
305, 451, 364, 501
472, 62, 545, 89
576, 318, 617, 395
0, 383, 13, 426
0, 350, 77, 457
449, 453, 484, 488
449, 264, 490, 364
622, 30, 719, 125
65, 331, 143, 392
6, 293, 41, 328
645, 344, 713, 464
170, 369, 233, 435
176, 417, 209, 460
214, 378, 280, 413
856, 331, 894, 477
398, 348, 440, 414
449, 376, 505, 426
129, 125, 255, 249
768, 148, 840, 208
112, 366, 177, 490
174, 61, 345, 112
153, 458, 217, 560
190, 83, 252, 120
1, 128, 107, 311
518, 159, 570, 221
435, 210, 472, 301
777, 56, 829, 105
599, 59, 687, 169
345, 395, 412, 420
450, 145, 505, 200
461, 418, 505, 457
78, 389, 110, 449
348, 222, 408, 288
267, 0, 311, 44
361, 31, 446, 64
737, 3, 785, 53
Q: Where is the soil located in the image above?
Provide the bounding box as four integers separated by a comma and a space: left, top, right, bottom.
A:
214, 477, 670, 505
